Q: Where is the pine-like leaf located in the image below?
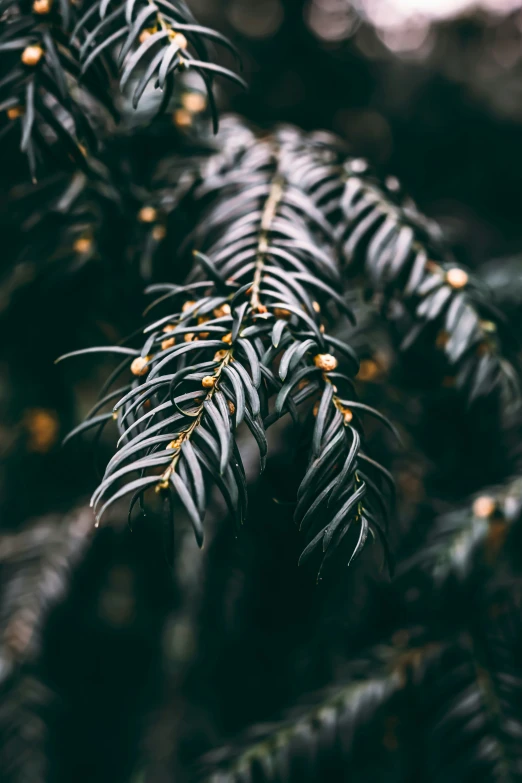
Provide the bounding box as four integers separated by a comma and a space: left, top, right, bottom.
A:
74, 0, 245, 125
333, 163, 520, 407
64, 123, 395, 573
0, 507, 93, 682
0, 1, 112, 178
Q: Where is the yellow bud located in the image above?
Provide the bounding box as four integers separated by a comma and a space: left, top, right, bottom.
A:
172, 32, 188, 49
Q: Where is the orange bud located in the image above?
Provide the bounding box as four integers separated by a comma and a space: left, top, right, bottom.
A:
173, 108, 192, 127
152, 224, 166, 241
33, 0, 52, 13
213, 303, 231, 318
313, 353, 338, 372
21, 45, 44, 66
182, 92, 206, 112
73, 236, 92, 254
138, 206, 157, 223
446, 268, 468, 289
161, 337, 175, 350
473, 496, 496, 519
130, 356, 150, 376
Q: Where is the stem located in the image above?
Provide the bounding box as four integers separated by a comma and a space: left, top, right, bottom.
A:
250, 176, 284, 312
158, 349, 233, 488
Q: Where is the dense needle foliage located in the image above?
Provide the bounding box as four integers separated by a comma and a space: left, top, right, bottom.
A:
2, 1, 522, 782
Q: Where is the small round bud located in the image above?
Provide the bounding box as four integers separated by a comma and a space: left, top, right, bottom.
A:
130, 356, 150, 376
473, 496, 496, 519
184, 333, 195, 342
7, 106, 23, 119
446, 268, 468, 289
198, 316, 208, 324
357, 359, 379, 381
213, 303, 231, 318
33, 0, 52, 13
21, 45, 44, 66
161, 337, 175, 350
312, 301, 321, 313
199, 332, 209, 339
227, 401, 235, 415
182, 92, 206, 113
202, 375, 216, 389
386, 175, 401, 192
343, 409, 353, 425
312, 401, 320, 416
173, 108, 192, 127
350, 158, 368, 174
273, 307, 291, 319
256, 305, 268, 314
313, 353, 338, 372
152, 224, 166, 241
297, 379, 309, 390
138, 206, 157, 223
182, 300, 196, 313
214, 350, 228, 361
139, 28, 153, 43
73, 236, 92, 254
172, 32, 188, 49
221, 333, 233, 344
162, 324, 175, 333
